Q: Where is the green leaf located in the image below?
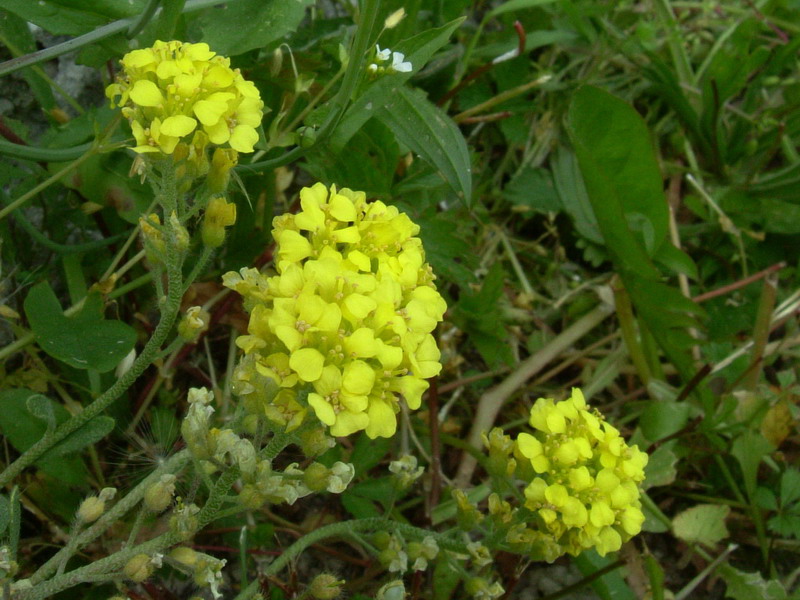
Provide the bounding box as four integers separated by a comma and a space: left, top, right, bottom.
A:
575, 550, 637, 600
340, 490, 382, 519
781, 469, 800, 506
196, 0, 313, 56
49, 416, 115, 457
415, 212, 477, 285
567, 85, 670, 258
331, 18, 465, 150
0, 389, 87, 483
24, 282, 137, 372
730, 431, 774, 499
672, 504, 730, 547
717, 563, 788, 600
377, 86, 471, 204
639, 401, 691, 442
489, 0, 558, 17
642, 443, 678, 490
0, 0, 145, 35
767, 513, 800, 539
26, 393, 57, 430
504, 166, 561, 213
552, 148, 604, 244
349, 433, 392, 476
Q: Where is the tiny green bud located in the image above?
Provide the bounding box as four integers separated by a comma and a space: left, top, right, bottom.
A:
308, 573, 344, 599
303, 462, 330, 492
144, 474, 177, 513
177, 306, 210, 342
170, 546, 199, 567
77, 488, 116, 523
168, 211, 190, 253
297, 125, 317, 148
372, 531, 391, 550
202, 196, 237, 248
238, 484, 266, 509
298, 427, 335, 457
123, 554, 155, 583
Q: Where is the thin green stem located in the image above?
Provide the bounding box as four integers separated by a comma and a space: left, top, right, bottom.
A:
613, 279, 652, 386
743, 274, 778, 391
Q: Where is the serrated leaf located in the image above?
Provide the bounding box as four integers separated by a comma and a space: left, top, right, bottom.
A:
718, 563, 787, 600
24, 282, 136, 372
672, 504, 730, 547
767, 513, 800, 538
197, 0, 313, 56
377, 86, 471, 204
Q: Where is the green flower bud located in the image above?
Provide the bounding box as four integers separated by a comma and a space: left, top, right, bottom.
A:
298, 427, 335, 457
77, 488, 116, 523
308, 573, 344, 599
303, 462, 330, 492
144, 474, 176, 513
123, 553, 158, 583
177, 306, 210, 342
202, 196, 237, 248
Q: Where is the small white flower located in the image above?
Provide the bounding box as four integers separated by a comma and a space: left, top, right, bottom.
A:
375, 45, 391, 61
368, 63, 378, 73
391, 51, 412, 73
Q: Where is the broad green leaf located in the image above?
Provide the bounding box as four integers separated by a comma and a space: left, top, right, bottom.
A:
377, 86, 471, 204
639, 400, 691, 442
567, 85, 669, 266
717, 563, 788, 600
24, 282, 136, 372
490, 0, 557, 17
0, 0, 145, 35
672, 504, 730, 547
196, 0, 313, 56
340, 490, 382, 519
433, 555, 463, 600
730, 431, 774, 499
331, 18, 465, 150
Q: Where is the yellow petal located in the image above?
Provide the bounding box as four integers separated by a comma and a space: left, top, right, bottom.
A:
130, 80, 163, 106
308, 393, 336, 426
290, 347, 325, 382
160, 115, 197, 137
365, 398, 396, 439
229, 125, 258, 153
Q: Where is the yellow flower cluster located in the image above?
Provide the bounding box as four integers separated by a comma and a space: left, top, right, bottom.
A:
224, 183, 447, 439
106, 40, 264, 155
515, 389, 648, 557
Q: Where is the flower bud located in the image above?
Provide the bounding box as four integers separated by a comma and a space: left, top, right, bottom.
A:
168, 211, 190, 253
202, 196, 237, 248
308, 573, 344, 599
178, 306, 210, 342
465, 577, 504, 600
303, 462, 330, 492
452, 488, 483, 530
238, 484, 266, 509
139, 213, 165, 265
144, 474, 177, 513
77, 488, 116, 523
208, 148, 238, 194
169, 500, 200, 540
123, 554, 156, 582
388, 455, 424, 489
298, 427, 335, 457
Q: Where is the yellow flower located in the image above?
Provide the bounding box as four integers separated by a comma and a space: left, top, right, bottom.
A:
515, 388, 648, 559
107, 40, 264, 158
224, 184, 447, 439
